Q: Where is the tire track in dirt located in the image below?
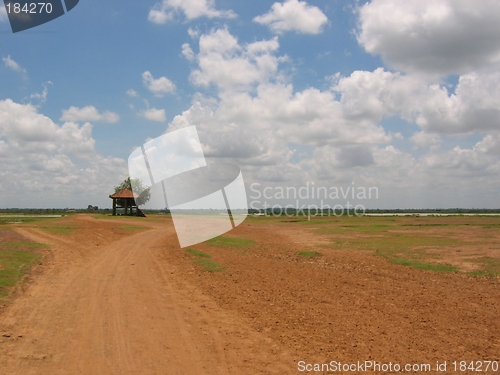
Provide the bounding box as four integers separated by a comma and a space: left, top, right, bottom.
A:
149, 250, 232, 375
0, 216, 296, 374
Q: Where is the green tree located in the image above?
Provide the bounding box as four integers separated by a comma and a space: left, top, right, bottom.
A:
114, 177, 151, 206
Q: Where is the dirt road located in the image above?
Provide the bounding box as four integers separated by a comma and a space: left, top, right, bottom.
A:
1, 214, 499, 374
0, 216, 294, 374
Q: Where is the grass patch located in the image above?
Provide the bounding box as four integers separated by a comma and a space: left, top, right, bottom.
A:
194, 259, 225, 273
0, 217, 60, 225
1, 242, 49, 249
92, 214, 167, 222
185, 249, 212, 258
297, 251, 321, 258
373, 246, 459, 273
93, 214, 143, 220
466, 257, 500, 277
316, 216, 490, 274
387, 256, 458, 273
206, 236, 255, 248
0, 250, 40, 298
41, 227, 74, 235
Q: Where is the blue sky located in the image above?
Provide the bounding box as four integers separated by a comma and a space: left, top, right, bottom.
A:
1, 0, 500, 209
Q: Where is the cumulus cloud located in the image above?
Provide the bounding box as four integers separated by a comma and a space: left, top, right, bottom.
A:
140, 108, 167, 122
126, 89, 138, 97
27, 81, 52, 107
474, 134, 500, 155
333, 68, 500, 134
254, 0, 328, 34
148, 0, 235, 24
164, 27, 500, 208
188, 27, 200, 39
182, 43, 195, 61
169, 28, 391, 173
421, 145, 500, 179
0, 99, 127, 207
190, 29, 285, 91
357, 0, 500, 74
333, 68, 422, 122
413, 72, 500, 133
410, 132, 442, 150
2, 55, 27, 76
337, 146, 375, 168
60, 106, 120, 123
142, 71, 176, 96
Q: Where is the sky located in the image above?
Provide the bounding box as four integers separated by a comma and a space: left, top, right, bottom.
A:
1, 0, 500, 209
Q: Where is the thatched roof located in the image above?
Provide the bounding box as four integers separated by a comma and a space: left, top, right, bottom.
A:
109, 188, 138, 199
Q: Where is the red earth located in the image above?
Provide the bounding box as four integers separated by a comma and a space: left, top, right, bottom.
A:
0, 214, 498, 374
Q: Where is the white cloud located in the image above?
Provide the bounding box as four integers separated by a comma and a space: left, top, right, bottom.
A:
254, 0, 328, 35
60, 106, 120, 123
0, 99, 127, 207
27, 81, 52, 107
2, 55, 26, 75
333, 68, 500, 134
190, 29, 284, 91
410, 131, 442, 150
126, 89, 138, 97
303, 142, 500, 208
169, 29, 392, 169
165, 28, 500, 208
357, 0, 500, 74
414, 72, 500, 133
148, 0, 235, 24
188, 27, 200, 39
181, 43, 195, 61
140, 108, 167, 122
474, 134, 500, 155
421, 145, 500, 178
142, 71, 176, 96
333, 68, 422, 122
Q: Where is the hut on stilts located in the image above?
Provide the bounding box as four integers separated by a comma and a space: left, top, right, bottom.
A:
109, 188, 145, 217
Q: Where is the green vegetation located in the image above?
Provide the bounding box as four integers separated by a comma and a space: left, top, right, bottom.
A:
92, 213, 168, 222
297, 251, 321, 258
330, 225, 461, 273
3, 242, 49, 249
0, 250, 40, 298
193, 259, 225, 273
114, 177, 151, 206
41, 226, 74, 235
185, 249, 212, 258
294, 215, 500, 275
466, 257, 500, 277
92, 214, 139, 220
206, 236, 255, 248
185, 248, 221, 271
0, 216, 61, 225
380, 253, 458, 273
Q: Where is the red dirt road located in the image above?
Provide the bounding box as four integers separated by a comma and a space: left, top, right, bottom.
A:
0, 214, 499, 374
0, 216, 294, 374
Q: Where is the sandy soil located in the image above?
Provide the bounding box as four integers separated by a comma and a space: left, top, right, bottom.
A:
0, 214, 499, 374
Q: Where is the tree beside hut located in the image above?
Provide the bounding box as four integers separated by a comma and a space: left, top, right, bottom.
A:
109, 178, 150, 216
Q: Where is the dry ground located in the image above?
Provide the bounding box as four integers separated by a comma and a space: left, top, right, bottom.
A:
0, 214, 498, 374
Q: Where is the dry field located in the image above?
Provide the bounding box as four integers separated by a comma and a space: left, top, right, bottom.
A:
0, 213, 498, 374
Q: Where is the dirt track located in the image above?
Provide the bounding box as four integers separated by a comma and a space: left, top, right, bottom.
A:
0, 214, 499, 374
0, 216, 294, 374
